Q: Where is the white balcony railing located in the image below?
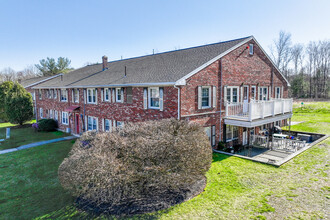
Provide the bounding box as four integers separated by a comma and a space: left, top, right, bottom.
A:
225, 98, 293, 121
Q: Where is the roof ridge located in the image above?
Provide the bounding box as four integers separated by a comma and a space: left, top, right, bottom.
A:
107, 36, 252, 64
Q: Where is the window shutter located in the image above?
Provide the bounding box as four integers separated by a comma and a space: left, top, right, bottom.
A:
213, 86, 217, 108
84, 89, 87, 104
223, 86, 227, 106
112, 88, 115, 102
159, 87, 164, 111
240, 87, 243, 102
102, 118, 105, 131
198, 86, 202, 109
95, 89, 98, 104
59, 90, 61, 102
113, 120, 116, 129
126, 87, 133, 104
108, 88, 112, 102
208, 87, 212, 107
101, 88, 104, 102
143, 88, 148, 109
121, 88, 124, 103
96, 117, 99, 131
281, 86, 283, 98
71, 89, 74, 102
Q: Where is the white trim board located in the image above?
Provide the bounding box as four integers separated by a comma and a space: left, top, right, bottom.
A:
175, 36, 290, 87
224, 113, 292, 128
32, 82, 176, 89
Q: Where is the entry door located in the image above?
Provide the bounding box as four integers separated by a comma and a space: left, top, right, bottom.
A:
242, 128, 248, 145
75, 114, 80, 134
243, 86, 249, 113
204, 127, 211, 145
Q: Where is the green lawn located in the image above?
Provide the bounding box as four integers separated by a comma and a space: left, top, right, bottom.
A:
0, 123, 69, 151
0, 102, 329, 219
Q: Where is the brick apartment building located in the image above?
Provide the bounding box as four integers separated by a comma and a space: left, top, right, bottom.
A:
31, 36, 293, 147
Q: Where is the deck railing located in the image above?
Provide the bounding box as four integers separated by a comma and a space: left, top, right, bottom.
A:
225, 98, 293, 121
272, 137, 306, 152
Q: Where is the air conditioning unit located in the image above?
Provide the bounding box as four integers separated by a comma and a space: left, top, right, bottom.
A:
66, 128, 71, 133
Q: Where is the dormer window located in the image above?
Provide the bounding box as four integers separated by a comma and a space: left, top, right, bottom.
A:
249, 44, 254, 55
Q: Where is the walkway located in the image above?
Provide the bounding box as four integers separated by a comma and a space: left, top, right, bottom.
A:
0, 136, 77, 155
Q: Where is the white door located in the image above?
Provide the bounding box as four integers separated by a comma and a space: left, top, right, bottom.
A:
204, 127, 211, 144
243, 130, 248, 145
243, 86, 249, 113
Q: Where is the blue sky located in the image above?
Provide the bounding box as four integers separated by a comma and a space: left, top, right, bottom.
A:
0, 0, 329, 71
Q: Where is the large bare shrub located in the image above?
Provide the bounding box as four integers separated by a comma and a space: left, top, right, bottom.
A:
58, 119, 212, 215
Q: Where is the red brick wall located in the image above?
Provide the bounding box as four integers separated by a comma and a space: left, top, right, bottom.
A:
35, 39, 289, 144
35, 87, 178, 133
180, 39, 289, 144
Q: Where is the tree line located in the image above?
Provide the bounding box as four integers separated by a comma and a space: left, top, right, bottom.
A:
270, 31, 330, 99
0, 57, 72, 82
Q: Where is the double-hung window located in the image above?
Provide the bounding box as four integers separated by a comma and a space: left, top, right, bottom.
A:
62, 112, 68, 125
259, 87, 268, 100
49, 110, 53, 119
54, 110, 58, 121
116, 88, 122, 102
104, 88, 110, 101
40, 108, 43, 118
54, 89, 57, 99
87, 89, 96, 104
226, 86, 239, 103
251, 86, 256, 100
73, 89, 79, 103
201, 87, 211, 108
275, 87, 281, 99
104, 119, 111, 131
226, 125, 238, 142
87, 116, 97, 131
61, 89, 68, 102
148, 87, 160, 109
39, 90, 42, 100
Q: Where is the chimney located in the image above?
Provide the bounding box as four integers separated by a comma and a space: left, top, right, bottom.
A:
102, 55, 108, 71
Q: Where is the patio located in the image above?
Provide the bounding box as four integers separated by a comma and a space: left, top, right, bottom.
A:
213, 131, 328, 166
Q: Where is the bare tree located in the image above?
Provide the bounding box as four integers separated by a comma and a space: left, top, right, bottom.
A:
0, 67, 17, 82
291, 43, 304, 75
270, 31, 292, 77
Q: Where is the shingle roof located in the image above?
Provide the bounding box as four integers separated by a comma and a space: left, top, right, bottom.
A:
33, 36, 251, 88
20, 75, 60, 88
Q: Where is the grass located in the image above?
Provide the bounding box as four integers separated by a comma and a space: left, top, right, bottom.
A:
0, 123, 69, 151
0, 119, 36, 128
0, 140, 75, 220
0, 102, 329, 219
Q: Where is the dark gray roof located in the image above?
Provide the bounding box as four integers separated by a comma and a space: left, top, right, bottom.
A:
20, 76, 59, 88
34, 36, 251, 88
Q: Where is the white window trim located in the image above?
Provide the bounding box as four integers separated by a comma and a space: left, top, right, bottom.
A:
54, 110, 58, 121
104, 88, 110, 102
226, 86, 240, 103
201, 86, 212, 109
40, 108, 43, 119
54, 89, 57, 99
275, 87, 281, 99
61, 89, 68, 102
104, 119, 112, 132
87, 88, 97, 104
259, 86, 268, 101
62, 112, 69, 125
115, 88, 122, 103
249, 43, 254, 55
116, 121, 124, 128
251, 86, 256, 100
72, 89, 79, 103
226, 125, 239, 142
148, 87, 160, 109
87, 116, 98, 131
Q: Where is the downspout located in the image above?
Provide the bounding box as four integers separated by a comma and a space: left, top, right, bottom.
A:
219, 59, 223, 142
83, 88, 86, 132
174, 85, 181, 120
34, 90, 38, 123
